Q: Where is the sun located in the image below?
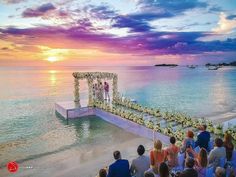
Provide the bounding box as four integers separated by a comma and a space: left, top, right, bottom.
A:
47, 56, 58, 63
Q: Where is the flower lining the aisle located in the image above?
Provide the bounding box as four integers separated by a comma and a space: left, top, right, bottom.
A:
93, 95, 236, 141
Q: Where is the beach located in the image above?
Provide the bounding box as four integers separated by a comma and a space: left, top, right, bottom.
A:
1, 132, 153, 177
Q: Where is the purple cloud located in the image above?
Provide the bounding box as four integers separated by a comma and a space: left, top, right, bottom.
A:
112, 11, 172, 32
22, 3, 56, 18
112, 15, 153, 32
0, 25, 235, 55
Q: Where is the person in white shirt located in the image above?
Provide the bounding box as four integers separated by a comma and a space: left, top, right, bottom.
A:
208, 138, 226, 170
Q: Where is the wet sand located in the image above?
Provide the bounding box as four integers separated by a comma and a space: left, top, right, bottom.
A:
0, 133, 153, 177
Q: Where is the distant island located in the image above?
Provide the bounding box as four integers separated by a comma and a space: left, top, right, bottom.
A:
154, 64, 178, 67
206, 61, 236, 67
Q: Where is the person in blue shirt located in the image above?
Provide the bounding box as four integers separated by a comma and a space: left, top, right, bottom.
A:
195, 125, 210, 150
107, 151, 131, 177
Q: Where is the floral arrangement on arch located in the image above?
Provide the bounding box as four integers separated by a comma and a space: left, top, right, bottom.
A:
72, 72, 118, 106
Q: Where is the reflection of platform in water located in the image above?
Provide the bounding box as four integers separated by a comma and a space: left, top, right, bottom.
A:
55, 101, 170, 144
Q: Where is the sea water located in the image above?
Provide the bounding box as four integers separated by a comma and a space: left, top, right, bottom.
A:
0, 66, 236, 166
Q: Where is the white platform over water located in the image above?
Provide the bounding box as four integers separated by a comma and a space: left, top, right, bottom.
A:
55, 101, 170, 144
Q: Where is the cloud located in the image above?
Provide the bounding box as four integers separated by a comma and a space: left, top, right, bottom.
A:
1, 47, 9, 50
111, 0, 207, 33
1, 0, 26, 4
112, 15, 153, 32
83, 4, 117, 20
137, 0, 207, 15
208, 6, 222, 13
227, 14, 236, 20
112, 11, 172, 32
212, 12, 236, 34
22, 3, 56, 18
1, 24, 235, 56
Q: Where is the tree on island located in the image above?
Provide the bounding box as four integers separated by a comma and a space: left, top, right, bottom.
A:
205, 61, 236, 67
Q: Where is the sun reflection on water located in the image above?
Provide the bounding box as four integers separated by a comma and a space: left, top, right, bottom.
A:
48, 70, 58, 86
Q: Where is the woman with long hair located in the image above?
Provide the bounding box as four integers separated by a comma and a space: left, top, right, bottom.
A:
186, 147, 208, 177
159, 162, 170, 177
223, 133, 234, 161
195, 148, 208, 177
150, 140, 167, 174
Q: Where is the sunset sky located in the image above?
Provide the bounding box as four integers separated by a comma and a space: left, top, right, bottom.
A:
0, 0, 236, 66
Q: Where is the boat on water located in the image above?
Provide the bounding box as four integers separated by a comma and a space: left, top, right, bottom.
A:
208, 66, 219, 70
187, 65, 197, 69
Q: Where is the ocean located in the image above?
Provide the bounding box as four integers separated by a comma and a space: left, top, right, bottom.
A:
0, 66, 236, 167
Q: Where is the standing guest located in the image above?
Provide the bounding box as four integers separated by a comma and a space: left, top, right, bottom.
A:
181, 130, 195, 153
166, 137, 180, 169
195, 125, 210, 150
159, 162, 170, 177
98, 82, 104, 101
208, 138, 226, 170
215, 167, 226, 177
107, 151, 131, 177
104, 81, 110, 101
144, 171, 155, 177
223, 133, 234, 161
98, 168, 107, 177
187, 147, 208, 177
179, 157, 198, 177
150, 140, 167, 174
130, 145, 150, 177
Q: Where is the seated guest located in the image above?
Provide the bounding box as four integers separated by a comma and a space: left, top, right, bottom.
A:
144, 171, 155, 177
223, 133, 234, 161
215, 167, 226, 177
208, 138, 226, 170
188, 147, 208, 177
181, 130, 195, 153
130, 145, 150, 177
107, 151, 131, 177
159, 162, 170, 177
179, 157, 198, 177
150, 140, 167, 174
166, 137, 180, 168
144, 169, 159, 177
98, 168, 107, 177
195, 125, 210, 150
